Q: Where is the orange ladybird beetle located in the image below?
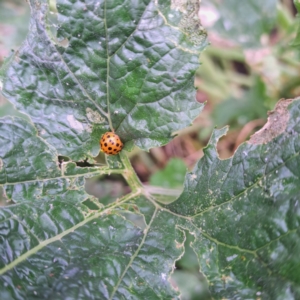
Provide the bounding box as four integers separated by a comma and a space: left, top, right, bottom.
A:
100, 132, 123, 155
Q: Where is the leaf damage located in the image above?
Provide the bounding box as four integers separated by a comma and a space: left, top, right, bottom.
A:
86, 107, 105, 124
249, 98, 294, 145
173, 0, 207, 46
157, 0, 207, 48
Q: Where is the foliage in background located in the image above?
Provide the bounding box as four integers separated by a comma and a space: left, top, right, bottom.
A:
149, 158, 187, 189
200, 0, 277, 48
0, 0, 300, 299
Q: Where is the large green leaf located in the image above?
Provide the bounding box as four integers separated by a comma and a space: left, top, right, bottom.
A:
1, 0, 300, 299
166, 98, 300, 298
0, 194, 185, 299
1, 98, 300, 299
1, 0, 206, 160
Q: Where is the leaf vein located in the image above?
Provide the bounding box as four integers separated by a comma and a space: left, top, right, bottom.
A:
0, 190, 141, 276
109, 207, 158, 300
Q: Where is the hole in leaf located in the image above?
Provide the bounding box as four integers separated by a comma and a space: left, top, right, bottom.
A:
75, 158, 94, 168
85, 174, 131, 206
58, 156, 105, 168
172, 230, 210, 300
82, 198, 101, 210
58, 155, 71, 168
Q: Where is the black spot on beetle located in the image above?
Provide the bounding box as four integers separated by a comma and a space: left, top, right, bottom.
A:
108, 147, 112, 150
104, 143, 107, 147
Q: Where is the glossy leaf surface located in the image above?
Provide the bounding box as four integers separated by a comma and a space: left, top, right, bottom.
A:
167, 98, 300, 298
1, 99, 300, 299
0, 0, 299, 299
1, 0, 206, 160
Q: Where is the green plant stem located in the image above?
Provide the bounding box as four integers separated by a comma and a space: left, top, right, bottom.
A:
277, 3, 294, 30
119, 151, 144, 192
